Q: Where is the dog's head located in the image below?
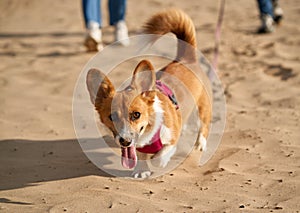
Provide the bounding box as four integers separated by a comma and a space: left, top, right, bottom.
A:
86, 60, 158, 168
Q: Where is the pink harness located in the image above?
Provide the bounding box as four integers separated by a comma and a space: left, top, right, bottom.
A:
136, 80, 178, 154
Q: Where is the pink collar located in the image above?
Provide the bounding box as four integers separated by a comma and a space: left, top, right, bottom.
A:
136, 81, 178, 154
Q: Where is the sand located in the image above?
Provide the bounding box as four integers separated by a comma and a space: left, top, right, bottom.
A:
0, 0, 299, 212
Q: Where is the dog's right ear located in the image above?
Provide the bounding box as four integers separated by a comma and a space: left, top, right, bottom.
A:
86, 68, 115, 105
130, 60, 156, 92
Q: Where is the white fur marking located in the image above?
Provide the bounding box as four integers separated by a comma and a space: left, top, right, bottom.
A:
152, 145, 176, 168
160, 125, 172, 145
133, 171, 151, 179
153, 95, 164, 114
137, 95, 164, 147
200, 133, 207, 152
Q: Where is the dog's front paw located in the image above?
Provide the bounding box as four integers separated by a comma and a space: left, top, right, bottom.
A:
132, 170, 152, 179
151, 145, 176, 168
151, 155, 171, 168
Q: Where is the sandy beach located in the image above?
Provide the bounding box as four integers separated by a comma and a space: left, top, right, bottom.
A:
0, 0, 299, 212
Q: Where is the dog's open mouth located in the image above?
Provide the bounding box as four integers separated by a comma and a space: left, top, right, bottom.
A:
121, 146, 137, 169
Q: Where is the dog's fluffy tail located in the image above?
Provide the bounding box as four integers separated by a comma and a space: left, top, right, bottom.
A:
143, 8, 197, 62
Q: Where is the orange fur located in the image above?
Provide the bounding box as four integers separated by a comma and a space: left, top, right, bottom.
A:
144, 8, 212, 139
86, 9, 212, 175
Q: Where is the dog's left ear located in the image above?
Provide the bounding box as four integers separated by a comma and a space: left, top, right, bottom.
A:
130, 60, 156, 92
86, 68, 115, 105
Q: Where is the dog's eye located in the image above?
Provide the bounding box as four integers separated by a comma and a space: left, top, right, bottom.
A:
131, 111, 141, 121
133, 112, 141, 119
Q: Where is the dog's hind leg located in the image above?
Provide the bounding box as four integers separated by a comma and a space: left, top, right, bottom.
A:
195, 92, 212, 151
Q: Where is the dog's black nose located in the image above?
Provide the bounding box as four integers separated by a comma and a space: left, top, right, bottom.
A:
119, 137, 132, 147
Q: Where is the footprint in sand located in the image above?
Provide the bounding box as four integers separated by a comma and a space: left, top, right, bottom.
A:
264, 64, 296, 81
232, 44, 257, 57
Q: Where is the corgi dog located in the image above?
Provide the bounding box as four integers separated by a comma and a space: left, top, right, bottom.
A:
86, 9, 212, 178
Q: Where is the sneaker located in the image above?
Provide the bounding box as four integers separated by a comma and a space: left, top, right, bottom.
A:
84, 21, 103, 52
258, 14, 274, 33
115, 20, 130, 46
273, 5, 283, 24
272, 0, 283, 24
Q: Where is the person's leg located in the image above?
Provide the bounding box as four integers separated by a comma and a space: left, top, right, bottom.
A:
108, 0, 129, 46
108, 0, 126, 25
82, 0, 103, 51
257, 0, 273, 17
82, 0, 101, 27
257, 0, 274, 33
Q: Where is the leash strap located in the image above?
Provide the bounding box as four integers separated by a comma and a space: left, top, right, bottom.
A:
211, 0, 226, 79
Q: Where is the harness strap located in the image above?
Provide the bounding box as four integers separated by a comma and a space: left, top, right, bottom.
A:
155, 80, 179, 110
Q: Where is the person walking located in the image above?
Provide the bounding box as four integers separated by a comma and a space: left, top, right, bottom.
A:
82, 0, 129, 51
257, 0, 283, 33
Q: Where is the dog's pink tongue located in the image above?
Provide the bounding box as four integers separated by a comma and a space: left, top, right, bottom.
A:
121, 146, 137, 169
